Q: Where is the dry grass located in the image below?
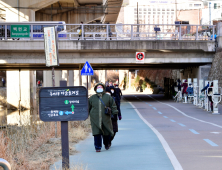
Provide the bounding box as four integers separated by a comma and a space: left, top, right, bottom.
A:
0, 114, 91, 170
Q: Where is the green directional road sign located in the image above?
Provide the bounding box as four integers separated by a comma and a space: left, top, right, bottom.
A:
11, 25, 30, 38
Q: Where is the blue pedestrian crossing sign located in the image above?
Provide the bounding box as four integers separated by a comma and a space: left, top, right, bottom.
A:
81, 61, 94, 76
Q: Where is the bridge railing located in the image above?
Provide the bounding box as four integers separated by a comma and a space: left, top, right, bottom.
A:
0, 23, 216, 41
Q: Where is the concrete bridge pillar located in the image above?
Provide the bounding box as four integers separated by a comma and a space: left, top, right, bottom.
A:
74, 70, 80, 86
62, 70, 68, 81
119, 70, 125, 88
68, 70, 74, 86
98, 70, 107, 84
55, 70, 62, 87
7, 70, 33, 110
43, 70, 52, 87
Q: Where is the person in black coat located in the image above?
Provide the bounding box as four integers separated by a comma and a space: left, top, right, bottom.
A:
114, 84, 122, 120
108, 86, 121, 146
177, 79, 181, 91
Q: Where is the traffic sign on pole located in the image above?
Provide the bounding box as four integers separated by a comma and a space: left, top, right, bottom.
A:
136, 52, 145, 63
81, 61, 94, 76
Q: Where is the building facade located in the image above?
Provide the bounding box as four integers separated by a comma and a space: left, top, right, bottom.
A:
120, 0, 203, 25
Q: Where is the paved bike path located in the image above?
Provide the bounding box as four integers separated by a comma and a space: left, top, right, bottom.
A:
50, 101, 174, 170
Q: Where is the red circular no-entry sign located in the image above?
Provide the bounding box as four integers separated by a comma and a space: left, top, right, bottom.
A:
136, 52, 145, 61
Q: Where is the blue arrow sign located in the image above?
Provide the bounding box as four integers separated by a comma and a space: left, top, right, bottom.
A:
81, 61, 94, 76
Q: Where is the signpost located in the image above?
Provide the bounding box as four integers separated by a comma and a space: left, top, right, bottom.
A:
136, 52, 145, 63
43, 26, 59, 137
39, 83, 89, 169
11, 25, 30, 38
81, 61, 94, 90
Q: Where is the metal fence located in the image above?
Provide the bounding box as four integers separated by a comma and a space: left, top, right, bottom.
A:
0, 23, 216, 41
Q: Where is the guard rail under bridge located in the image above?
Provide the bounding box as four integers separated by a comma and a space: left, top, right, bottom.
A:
0, 23, 217, 70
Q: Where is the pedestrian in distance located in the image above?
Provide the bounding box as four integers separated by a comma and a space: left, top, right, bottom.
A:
186, 83, 194, 96
37, 80, 41, 87
78, 21, 83, 40
2, 78, 5, 87
109, 86, 122, 146
177, 79, 181, 91
181, 79, 188, 97
207, 82, 214, 111
201, 82, 210, 93
88, 83, 118, 152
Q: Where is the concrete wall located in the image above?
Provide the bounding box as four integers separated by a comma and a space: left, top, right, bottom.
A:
208, 22, 222, 88
0, 0, 35, 21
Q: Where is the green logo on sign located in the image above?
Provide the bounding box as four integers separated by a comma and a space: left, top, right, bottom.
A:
64, 100, 69, 104
11, 25, 30, 38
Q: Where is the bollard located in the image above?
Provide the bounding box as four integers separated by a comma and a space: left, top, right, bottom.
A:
198, 79, 204, 108
193, 78, 198, 106
204, 80, 210, 111
0, 158, 11, 170
212, 80, 220, 114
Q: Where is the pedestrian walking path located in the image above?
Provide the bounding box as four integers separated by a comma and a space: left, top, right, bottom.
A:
50, 101, 175, 170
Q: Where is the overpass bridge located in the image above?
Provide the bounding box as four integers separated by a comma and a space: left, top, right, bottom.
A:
0, 23, 219, 111
0, 23, 216, 70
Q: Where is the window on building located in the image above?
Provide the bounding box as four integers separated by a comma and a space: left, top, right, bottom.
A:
171, 9, 174, 11
153, 9, 156, 11
139, 15, 142, 18
139, 8, 142, 11
153, 12, 156, 14
157, 8, 160, 11
134, 11, 137, 14
148, 8, 151, 11
167, 8, 170, 11
171, 12, 174, 14
158, 12, 160, 14
162, 12, 165, 14
189, 4, 192, 7
194, 4, 201, 7
167, 12, 170, 14
134, 8, 137, 11
148, 12, 151, 14
144, 8, 147, 11
139, 12, 142, 14
162, 9, 165, 11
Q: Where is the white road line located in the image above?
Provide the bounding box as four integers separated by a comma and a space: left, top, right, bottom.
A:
158, 111, 163, 114
147, 95, 222, 129
128, 101, 183, 170
170, 119, 176, 122
164, 116, 168, 118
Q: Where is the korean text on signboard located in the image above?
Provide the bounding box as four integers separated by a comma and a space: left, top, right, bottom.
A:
44, 27, 59, 66
11, 25, 30, 38
39, 86, 88, 122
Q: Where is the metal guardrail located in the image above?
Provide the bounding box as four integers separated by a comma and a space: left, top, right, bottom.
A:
0, 23, 216, 41
0, 158, 11, 170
